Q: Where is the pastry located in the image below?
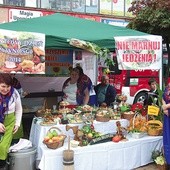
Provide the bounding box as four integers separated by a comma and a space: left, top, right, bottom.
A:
33, 47, 45, 56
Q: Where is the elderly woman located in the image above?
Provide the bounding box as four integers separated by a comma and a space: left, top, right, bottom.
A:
0, 74, 22, 169
62, 68, 90, 105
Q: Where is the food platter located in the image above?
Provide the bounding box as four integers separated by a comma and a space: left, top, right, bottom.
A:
69, 119, 83, 124
67, 113, 83, 124
58, 108, 72, 114
40, 121, 57, 126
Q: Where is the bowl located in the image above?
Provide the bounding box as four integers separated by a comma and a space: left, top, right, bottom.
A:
70, 140, 79, 148
130, 132, 147, 139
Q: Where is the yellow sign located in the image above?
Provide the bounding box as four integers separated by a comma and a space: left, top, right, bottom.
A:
147, 105, 160, 116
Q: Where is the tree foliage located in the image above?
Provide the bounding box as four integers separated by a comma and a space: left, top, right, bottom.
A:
128, 0, 170, 15
127, 0, 170, 37
127, 0, 170, 85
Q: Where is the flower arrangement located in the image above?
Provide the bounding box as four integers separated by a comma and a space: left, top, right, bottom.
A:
131, 103, 143, 113
152, 150, 166, 166
130, 103, 147, 116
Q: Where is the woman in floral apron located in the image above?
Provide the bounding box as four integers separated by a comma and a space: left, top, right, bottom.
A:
0, 74, 22, 170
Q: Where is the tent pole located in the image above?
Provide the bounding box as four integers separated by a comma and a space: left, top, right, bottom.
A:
159, 40, 163, 90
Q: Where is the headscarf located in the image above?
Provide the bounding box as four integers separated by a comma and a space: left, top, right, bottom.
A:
0, 87, 14, 123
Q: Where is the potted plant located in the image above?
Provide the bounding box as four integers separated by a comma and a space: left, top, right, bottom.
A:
152, 150, 167, 170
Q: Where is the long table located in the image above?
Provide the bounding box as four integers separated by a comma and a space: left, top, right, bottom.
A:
38, 136, 163, 170
29, 118, 129, 160
29, 119, 163, 170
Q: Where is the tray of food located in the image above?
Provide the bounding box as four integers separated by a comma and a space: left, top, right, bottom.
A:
67, 113, 83, 124
40, 110, 57, 126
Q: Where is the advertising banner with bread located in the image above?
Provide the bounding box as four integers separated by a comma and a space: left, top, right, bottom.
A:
0, 29, 45, 74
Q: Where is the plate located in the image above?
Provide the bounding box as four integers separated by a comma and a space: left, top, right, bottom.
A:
40, 121, 57, 126
69, 120, 83, 124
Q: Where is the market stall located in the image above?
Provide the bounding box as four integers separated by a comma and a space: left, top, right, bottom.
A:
0, 13, 163, 170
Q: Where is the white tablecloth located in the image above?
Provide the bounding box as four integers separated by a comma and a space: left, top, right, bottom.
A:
38, 135, 163, 170
29, 118, 129, 160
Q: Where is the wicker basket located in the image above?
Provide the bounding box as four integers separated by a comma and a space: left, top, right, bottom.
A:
127, 112, 148, 136
96, 115, 110, 122
43, 127, 66, 149
148, 127, 162, 136
156, 164, 167, 170
147, 120, 163, 136
122, 112, 135, 121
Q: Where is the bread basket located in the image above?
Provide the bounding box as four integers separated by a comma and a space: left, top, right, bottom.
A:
122, 111, 135, 121
127, 112, 148, 138
95, 109, 110, 122
43, 127, 66, 149
148, 127, 162, 136
147, 120, 163, 136
96, 115, 110, 122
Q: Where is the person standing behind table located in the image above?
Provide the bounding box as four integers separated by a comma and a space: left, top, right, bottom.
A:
0, 74, 22, 169
144, 78, 159, 106
62, 68, 80, 105
11, 74, 28, 98
162, 83, 170, 169
94, 75, 116, 106
75, 66, 96, 106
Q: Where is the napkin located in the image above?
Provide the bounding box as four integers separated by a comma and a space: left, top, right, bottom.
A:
9, 138, 32, 152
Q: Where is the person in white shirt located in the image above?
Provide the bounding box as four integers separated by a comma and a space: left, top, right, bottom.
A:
0, 73, 22, 169
62, 68, 79, 105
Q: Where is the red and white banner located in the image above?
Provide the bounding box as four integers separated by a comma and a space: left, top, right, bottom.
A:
115, 36, 162, 70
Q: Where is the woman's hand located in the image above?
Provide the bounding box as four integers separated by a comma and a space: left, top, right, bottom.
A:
83, 88, 90, 105
162, 104, 170, 116
13, 125, 19, 134
162, 105, 168, 116
162, 99, 170, 116
0, 123, 5, 133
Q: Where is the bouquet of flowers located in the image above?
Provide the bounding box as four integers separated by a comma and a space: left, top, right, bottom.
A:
152, 150, 166, 166
131, 103, 143, 113
130, 103, 147, 116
